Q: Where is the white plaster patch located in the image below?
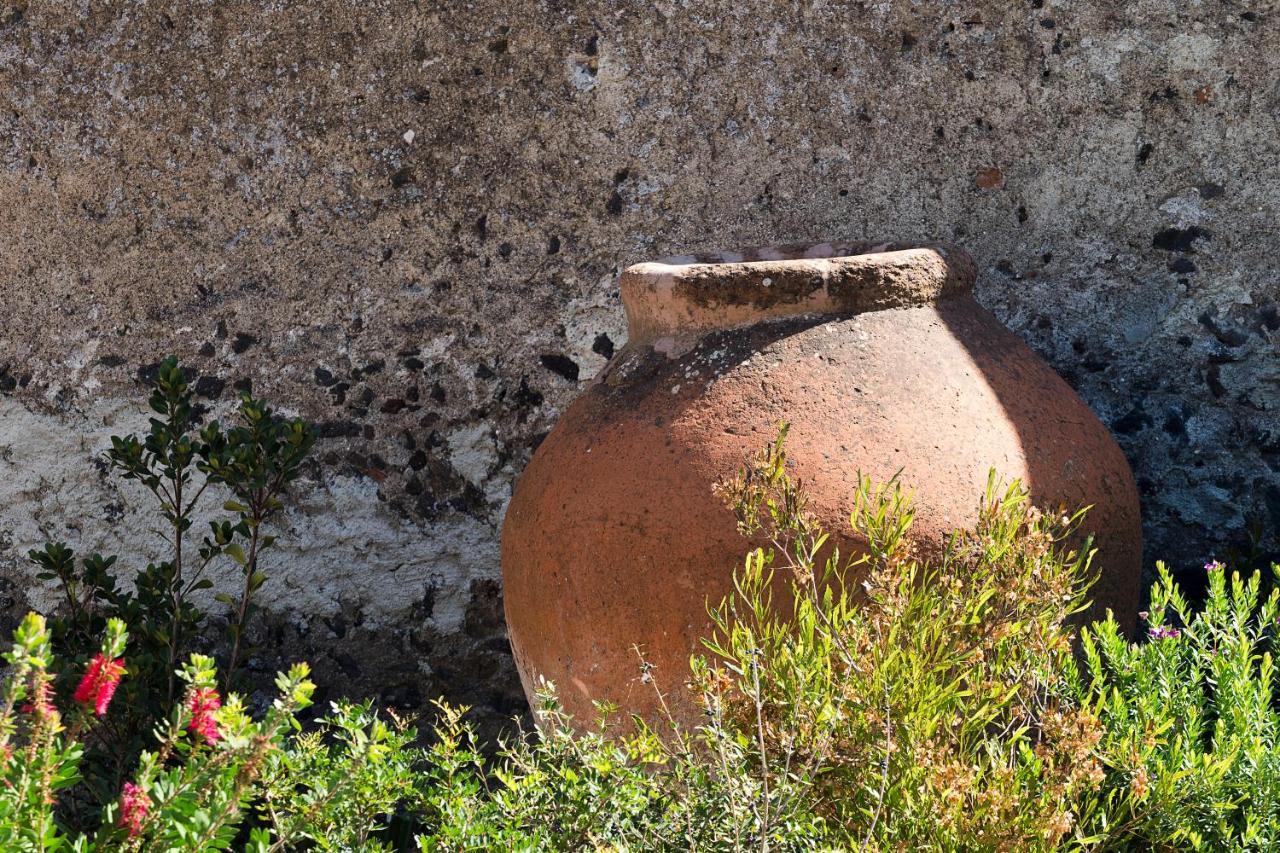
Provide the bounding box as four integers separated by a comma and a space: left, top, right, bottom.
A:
0, 397, 496, 634
562, 288, 628, 380
447, 424, 497, 488
1165, 33, 1219, 73
1077, 33, 1139, 83
1158, 191, 1208, 227
567, 57, 597, 91
273, 474, 495, 632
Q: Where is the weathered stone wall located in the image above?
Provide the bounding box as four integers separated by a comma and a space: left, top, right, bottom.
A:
1, 0, 1276, 728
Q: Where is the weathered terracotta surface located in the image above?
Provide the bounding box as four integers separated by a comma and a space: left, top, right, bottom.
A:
502, 242, 1142, 727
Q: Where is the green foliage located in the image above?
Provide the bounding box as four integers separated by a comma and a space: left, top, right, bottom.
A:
0, 615, 315, 851
410, 690, 831, 851
11, 419, 1280, 851
255, 700, 424, 851
97, 659, 316, 852
0, 613, 83, 851
700, 427, 1104, 850
400, 428, 1109, 851
1071, 562, 1280, 850
27, 356, 316, 824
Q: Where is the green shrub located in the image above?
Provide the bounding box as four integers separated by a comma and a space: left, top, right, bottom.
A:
27, 356, 315, 822
412, 690, 831, 850
0, 613, 314, 851
10, 411, 1280, 851
695, 425, 1104, 850
254, 699, 425, 850
412, 427, 1110, 850
1071, 562, 1280, 850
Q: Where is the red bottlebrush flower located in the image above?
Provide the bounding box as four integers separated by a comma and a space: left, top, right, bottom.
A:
117, 781, 150, 838
74, 654, 125, 717
22, 680, 59, 721
72, 655, 103, 704
187, 687, 222, 744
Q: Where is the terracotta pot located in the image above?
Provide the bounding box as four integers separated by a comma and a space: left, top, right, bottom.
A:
502, 240, 1142, 727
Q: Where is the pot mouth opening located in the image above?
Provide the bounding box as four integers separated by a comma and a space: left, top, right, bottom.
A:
619, 240, 977, 346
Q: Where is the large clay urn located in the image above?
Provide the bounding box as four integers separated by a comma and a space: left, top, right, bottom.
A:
502, 240, 1141, 727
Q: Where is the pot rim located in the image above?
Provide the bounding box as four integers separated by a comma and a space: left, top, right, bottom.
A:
619, 240, 977, 346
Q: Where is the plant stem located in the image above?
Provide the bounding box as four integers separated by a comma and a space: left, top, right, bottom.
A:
166, 469, 184, 706
224, 504, 263, 690
751, 652, 770, 853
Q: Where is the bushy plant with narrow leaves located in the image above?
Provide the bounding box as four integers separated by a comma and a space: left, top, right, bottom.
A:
408, 686, 831, 851
1070, 561, 1280, 850
253, 699, 425, 851
698, 425, 1105, 850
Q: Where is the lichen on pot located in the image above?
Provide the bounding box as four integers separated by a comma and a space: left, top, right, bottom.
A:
501, 240, 1142, 729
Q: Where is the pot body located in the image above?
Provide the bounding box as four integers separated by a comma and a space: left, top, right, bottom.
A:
501, 242, 1141, 727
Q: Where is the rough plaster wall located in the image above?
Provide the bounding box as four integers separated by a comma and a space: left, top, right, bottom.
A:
0, 0, 1276, 727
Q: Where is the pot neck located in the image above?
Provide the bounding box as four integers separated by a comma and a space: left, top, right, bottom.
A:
619, 241, 976, 348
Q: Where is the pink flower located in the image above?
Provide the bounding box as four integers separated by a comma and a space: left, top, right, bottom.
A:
187, 687, 222, 744
1205, 560, 1224, 573
1148, 625, 1181, 641
73, 653, 125, 717
117, 781, 150, 837
22, 680, 58, 721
